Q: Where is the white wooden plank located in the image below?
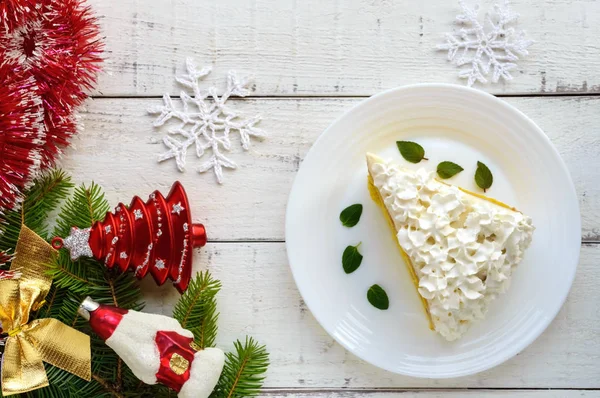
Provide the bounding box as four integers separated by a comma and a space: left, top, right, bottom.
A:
88, 0, 600, 96
260, 391, 600, 398
61, 96, 600, 241
141, 243, 600, 389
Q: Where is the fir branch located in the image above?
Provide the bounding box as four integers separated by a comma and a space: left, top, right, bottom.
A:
1, 175, 274, 398
42, 180, 143, 397
212, 337, 269, 398
92, 375, 124, 398
23, 170, 74, 239
0, 170, 72, 256
172, 271, 221, 348
52, 182, 110, 238
108, 278, 119, 307
25, 383, 70, 398
0, 176, 150, 398
47, 253, 105, 295
42, 360, 110, 398
39, 285, 60, 318
116, 358, 123, 393
120, 367, 169, 398
36, 284, 69, 325
122, 384, 174, 398
101, 272, 145, 312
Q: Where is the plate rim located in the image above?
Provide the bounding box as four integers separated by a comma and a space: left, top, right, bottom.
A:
285, 83, 581, 378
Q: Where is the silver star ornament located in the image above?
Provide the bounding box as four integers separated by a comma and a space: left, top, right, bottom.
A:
63, 227, 94, 260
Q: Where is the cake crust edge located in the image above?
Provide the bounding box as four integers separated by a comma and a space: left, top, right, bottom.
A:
366, 153, 435, 331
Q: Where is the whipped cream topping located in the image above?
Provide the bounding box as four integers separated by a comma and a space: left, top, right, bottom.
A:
369, 159, 534, 341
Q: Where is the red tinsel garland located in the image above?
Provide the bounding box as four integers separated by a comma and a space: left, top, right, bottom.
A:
0, 63, 44, 211
0, 0, 36, 32
0, 0, 102, 211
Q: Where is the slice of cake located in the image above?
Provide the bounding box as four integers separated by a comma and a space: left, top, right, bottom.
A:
366, 153, 534, 341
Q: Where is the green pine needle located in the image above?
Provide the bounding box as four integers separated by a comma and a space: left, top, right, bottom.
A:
23, 170, 74, 239
0, 171, 272, 398
172, 271, 221, 349
24, 382, 70, 398
37, 283, 68, 320
0, 170, 73, 264
53, 182, 110, 238
0, 175, 145, 397
48, 253, 104, 295
38, 179, 144, 397
211, 337, 269, 398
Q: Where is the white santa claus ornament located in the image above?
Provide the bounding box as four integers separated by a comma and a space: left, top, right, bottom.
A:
78, 297, 224, 398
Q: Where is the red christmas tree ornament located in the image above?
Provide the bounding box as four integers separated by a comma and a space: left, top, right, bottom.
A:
52, 182, 208, 293
0, 0, 103, 167
78, 297, 224, 398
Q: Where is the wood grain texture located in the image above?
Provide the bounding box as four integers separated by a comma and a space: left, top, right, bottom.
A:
141, 243, 600, 389
63, 0, 599, 392
61, 96, 600, 241
88, 0, 600, 97
261, 391, 600, 398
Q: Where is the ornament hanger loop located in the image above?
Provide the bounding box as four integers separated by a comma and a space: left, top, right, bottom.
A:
51, 237, 64, 250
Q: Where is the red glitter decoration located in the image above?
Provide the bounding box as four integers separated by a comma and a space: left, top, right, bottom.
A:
0, 0, 36, 32
0, 0, 103, 182
54, 182, 208, 293
0, 63, 44, 211
0, 0, 103, 110
42, 106, 77, 166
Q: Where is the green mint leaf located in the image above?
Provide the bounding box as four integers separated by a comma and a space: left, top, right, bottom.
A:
342, 243, 363, 274
475, 161, 493, 192
436, 161, 464, 179
339, 204, 363, 227
396, 141, 427, 163
367, 284, 389, 310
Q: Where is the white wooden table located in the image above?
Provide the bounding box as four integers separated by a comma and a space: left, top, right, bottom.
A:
64, 0, 600, 396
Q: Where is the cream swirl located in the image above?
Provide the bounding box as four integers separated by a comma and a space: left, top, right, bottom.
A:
370, 161, 534, 341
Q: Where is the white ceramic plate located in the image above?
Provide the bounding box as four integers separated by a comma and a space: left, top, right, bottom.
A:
285, 84, 580, 378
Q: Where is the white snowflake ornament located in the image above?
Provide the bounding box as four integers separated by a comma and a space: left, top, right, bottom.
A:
149, 58, 266, 183
437, 0, 533, 87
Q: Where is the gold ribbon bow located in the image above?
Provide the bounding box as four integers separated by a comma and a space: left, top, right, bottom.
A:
0, 225, 91, 396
